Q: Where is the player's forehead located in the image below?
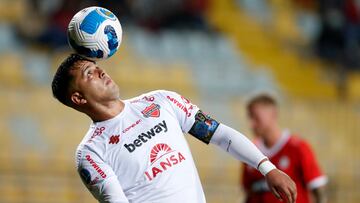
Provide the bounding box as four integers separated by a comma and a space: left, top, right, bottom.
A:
72, 60, 95, 70
248, 102, 275, 115
70, 60, 95, 75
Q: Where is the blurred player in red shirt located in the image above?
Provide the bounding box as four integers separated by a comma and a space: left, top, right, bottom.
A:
241, 94, 327, 203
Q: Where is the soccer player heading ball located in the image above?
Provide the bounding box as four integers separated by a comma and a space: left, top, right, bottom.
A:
51, 54, 297, 202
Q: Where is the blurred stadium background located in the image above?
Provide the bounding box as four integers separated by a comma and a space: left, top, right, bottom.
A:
0, 0, 359, 202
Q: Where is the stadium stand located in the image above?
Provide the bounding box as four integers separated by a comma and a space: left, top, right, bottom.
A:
207, 0, 339, 100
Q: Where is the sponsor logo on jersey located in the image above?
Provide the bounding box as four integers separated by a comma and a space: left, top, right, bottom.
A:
124, 120, 167, 153
88, 126, 105, 143
130, 95, 155, 103
143, 95, 155, 102
145, 143, 186, 181
279, 156, 290, 170
85, 155, 107, 178
166, 95, 194, 117
109, 135, 120, 144
141, 103, 160, 118
122, 119, 142, 134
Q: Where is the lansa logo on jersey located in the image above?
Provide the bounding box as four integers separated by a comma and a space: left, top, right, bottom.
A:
145, 143, 186, 181
124, 120, 168, 153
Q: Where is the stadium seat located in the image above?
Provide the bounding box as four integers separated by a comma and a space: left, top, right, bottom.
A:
0, 53, 25, 86
207, 0, 338, 100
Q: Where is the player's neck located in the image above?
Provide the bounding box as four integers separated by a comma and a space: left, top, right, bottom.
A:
87, 99, 125, 122
263, 126, 282, 148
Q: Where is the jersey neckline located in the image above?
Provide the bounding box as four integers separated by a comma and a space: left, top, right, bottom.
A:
92, 100, 129, 126
257, 130, 291, 158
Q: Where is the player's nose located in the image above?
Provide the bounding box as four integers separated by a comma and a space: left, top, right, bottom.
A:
98, 68, 106, 78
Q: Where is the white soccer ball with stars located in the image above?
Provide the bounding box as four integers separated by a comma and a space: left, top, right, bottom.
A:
67, 6, 122, 60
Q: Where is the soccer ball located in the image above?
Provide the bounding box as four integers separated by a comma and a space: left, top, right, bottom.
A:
67, 6, 122, 60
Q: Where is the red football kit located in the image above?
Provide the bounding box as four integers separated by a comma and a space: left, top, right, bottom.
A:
242, 131, 327, 203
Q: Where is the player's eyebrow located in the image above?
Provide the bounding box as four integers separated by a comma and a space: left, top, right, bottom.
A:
81, 62, 92, 77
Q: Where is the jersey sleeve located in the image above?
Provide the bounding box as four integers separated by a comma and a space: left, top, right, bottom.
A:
298, 140, 327, 189
76, 148, 129, 203
159, 90, 220, 144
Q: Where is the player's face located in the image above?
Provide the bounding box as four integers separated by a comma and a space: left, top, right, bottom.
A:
69, 60, 120, 107
248, 104, 277, 137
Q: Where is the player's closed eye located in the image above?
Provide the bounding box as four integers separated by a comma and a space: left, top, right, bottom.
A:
87, 70, 93, 77
86, 66, 97, 77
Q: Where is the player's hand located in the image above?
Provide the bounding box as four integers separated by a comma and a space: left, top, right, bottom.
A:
265, 169, 297, 203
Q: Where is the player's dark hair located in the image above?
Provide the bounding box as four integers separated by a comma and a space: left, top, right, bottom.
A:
247, 94, 277, 111
51, 54, 95, 106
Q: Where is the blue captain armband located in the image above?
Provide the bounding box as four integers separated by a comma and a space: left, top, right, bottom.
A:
188, 110, 220, 144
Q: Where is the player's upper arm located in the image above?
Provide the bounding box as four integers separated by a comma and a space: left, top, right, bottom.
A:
76, 147, 129, 203
298, 140, 327, 190
160, 90, 220, 144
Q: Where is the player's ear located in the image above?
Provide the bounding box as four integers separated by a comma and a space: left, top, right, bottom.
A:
71, 92, 87, 106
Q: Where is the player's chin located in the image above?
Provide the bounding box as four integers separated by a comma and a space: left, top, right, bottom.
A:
110, 87, 121, 99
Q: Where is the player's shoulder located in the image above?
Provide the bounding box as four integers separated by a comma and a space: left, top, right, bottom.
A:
126, 89, 180, 104
75, 125, 107, 166
75, 143, 88, 169
130, 90, 176, 99
75, 141, 104, 169
78, 123, 107, 146
286, 134, 312, 148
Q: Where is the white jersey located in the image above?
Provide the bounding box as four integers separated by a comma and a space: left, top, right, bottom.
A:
76, 90, 209, 203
